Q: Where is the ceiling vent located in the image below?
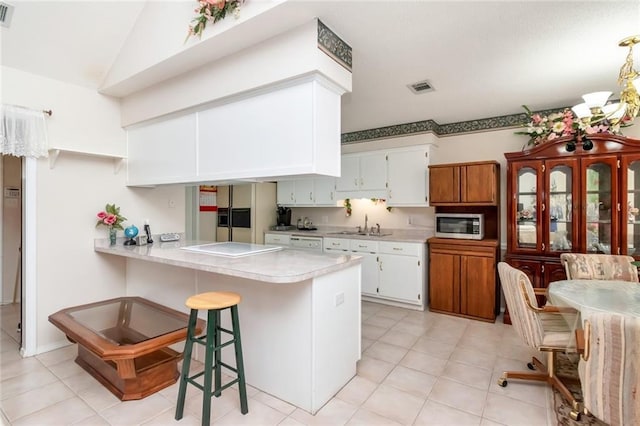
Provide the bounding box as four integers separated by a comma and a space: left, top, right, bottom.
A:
0, 2, 14, 28
408, 79, 435, 94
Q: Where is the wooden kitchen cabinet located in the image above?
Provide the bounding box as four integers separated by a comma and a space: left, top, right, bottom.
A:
504, 134, 640, 324
428, 238, 499, 322
429, 161, 499, 205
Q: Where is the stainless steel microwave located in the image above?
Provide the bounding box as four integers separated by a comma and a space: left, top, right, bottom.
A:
435, 213, 484, 240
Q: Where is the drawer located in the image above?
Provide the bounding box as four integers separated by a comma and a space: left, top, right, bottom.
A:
350, 239, 379, 253
264, 233, 291, 246
378, 241, 423, 256
324, 238, 350, 251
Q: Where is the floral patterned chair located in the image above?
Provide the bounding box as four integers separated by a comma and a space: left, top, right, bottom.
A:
579, 312, 640, 426
560, 253, 639, 282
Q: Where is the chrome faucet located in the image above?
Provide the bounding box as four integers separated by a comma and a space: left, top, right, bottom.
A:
364, 214, 368, 232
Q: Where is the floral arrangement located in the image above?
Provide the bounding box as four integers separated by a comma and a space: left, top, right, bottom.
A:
186, 0, 244, 40
515, 105, 625, 147
96, 203, 127, 231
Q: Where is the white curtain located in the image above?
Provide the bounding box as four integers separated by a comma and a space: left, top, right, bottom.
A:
1, 104, 49, 158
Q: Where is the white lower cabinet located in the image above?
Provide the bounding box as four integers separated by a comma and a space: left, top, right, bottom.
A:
264, 233, 291, 247
324, 237, 426, 309
350, 240, 379, 297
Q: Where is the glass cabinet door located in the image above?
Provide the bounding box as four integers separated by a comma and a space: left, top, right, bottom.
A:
545, 158, 578, 253
582, 156, 619, 254
621, 154, 640, 257
512, 162, 542, 251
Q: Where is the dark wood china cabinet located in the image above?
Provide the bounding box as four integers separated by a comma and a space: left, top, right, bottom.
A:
504, 134, 640, 323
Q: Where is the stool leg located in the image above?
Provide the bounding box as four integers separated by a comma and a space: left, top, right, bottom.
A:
214, 309, 222, 397
201, 309, 217, 426
175, 309, 198, 421
231, 305, 248, 414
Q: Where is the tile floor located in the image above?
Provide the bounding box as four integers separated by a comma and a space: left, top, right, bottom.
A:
0, 302, 556, 425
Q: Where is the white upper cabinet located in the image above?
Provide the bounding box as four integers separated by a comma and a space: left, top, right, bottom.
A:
276, 180, 295, 205
336, 152, 387, 199
386, 145, 431, 207
313, 176, 338, 206
276, 176, 337, 207
126, 74, 344, 186
127, 114, 197, 186
293, 179, 315, 206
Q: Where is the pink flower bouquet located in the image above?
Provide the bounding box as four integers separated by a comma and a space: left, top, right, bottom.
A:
96, 203, 126, 231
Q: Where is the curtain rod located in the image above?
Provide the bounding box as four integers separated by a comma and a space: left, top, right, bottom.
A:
2, 103, 53, 117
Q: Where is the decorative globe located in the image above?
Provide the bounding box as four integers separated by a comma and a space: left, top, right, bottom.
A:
124, 225, 139, 239
123, 225, 139, 246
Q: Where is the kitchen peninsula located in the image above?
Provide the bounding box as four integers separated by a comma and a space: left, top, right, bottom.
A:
94, 239, 362, 414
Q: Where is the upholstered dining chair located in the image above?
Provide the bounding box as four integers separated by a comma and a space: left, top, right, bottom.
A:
497, 262, 582, 420
579, 312, 640, 426
560, 253, 639, 282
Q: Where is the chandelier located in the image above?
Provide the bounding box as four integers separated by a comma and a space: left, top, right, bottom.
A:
568, 35, 640, 151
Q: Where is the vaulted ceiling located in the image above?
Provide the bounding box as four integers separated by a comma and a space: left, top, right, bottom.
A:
2, 1, 638, 133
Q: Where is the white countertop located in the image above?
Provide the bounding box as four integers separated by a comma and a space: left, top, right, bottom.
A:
94, 239, 362, 284
265, 227, 432, 244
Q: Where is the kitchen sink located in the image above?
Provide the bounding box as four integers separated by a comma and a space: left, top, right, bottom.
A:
328, 231, 392, 237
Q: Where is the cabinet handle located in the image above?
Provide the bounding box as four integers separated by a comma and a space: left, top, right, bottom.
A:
354, 178, 358, 186
542, 203, 545, 212
542, 243, 545, 251
290, 193, 294, 201
332, 242, 340, 246
617, 203, 621, 212
542, 265, 545, 273
360, 177, 364, 186
358, 244, 366, 248
309, 192, 313, 200
330, 192, 334, 200
393, 247, 403, 251
379, 261, 383, 271
618, 247, 621, 255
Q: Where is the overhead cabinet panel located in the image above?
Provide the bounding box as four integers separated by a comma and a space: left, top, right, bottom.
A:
126, 75, 344, 186
197, 78, 342, 181
126, 114, 197, 186
198, 82, 314, 180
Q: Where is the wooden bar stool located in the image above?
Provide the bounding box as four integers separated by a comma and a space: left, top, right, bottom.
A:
175, 291, 248, 426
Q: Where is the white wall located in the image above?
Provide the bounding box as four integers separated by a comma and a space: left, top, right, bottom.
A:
119, 19, 351, 127
1, 66, 187, 354
1, 155, 21, 304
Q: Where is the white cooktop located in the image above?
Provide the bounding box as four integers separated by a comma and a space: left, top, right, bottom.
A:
181, 242, 283, 257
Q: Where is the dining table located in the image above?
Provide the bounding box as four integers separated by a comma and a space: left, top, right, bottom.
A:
548, 279, 640, 318
547, 279, 640, 348
548, 279, 640, 425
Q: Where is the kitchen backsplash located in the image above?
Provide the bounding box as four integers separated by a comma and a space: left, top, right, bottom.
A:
290, 198, 435, 230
